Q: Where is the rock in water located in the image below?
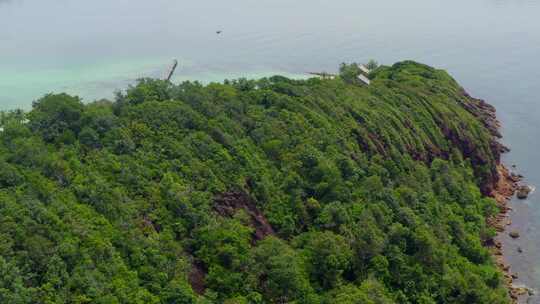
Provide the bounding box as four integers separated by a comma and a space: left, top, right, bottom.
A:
509, 230, 520, 239
515, 287, 529, 296
517, 185, 532, 199
517, 246, 523, 253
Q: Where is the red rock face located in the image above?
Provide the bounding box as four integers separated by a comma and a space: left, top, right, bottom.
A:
213, 190, 275, 241
458, 88, 508, 195
188, 191, 276, 295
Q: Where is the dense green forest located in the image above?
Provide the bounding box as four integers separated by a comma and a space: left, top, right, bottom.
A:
0, 61, 510, 303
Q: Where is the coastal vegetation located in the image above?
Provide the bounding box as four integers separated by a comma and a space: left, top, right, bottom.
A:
0, 61, 510, 303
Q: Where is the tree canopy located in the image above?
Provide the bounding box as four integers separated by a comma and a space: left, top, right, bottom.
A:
0, 61, 509, 303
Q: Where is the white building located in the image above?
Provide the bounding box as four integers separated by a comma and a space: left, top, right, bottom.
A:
359, 65, 371, 75
358, 74, 371, 85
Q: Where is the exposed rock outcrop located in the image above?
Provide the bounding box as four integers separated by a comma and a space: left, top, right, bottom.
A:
458, 88, 512, 195
459, 88, 503, 139
214, 190, 275, 241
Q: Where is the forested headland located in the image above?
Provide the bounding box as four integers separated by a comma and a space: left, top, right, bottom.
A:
0, 61, 512, 303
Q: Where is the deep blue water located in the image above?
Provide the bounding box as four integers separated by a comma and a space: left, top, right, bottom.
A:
1, 0, 540, 301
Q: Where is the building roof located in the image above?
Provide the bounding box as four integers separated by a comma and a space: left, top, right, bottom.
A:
359, 65, 371, 75
358, 74, 371, 85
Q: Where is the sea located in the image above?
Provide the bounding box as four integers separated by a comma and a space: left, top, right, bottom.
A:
1, 0, 539, 302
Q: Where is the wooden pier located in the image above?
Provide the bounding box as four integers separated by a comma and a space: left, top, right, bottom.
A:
165, 59, 179, 82
308, 72, 337, 79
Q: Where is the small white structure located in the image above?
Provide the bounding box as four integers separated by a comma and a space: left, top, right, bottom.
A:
358, 74, 371, 85
359, 65, 371, 75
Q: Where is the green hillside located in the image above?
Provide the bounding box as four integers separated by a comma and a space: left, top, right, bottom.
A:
0, 61, 509, 303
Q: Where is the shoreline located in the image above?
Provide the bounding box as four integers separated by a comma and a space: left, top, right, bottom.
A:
464, 89, 529, 302
488, 164, 522, 302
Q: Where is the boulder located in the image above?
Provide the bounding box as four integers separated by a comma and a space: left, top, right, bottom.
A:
509, 230, 520, 239
515, 287, 529, 296
517, 185, 532, 199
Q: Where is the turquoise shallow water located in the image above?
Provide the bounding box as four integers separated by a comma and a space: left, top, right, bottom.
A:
2, 0, 540, 300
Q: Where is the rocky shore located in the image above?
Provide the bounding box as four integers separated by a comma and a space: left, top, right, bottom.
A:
460, 89, 531, 302
487, 164, 523, 302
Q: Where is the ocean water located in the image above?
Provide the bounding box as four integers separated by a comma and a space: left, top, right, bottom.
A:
1, 0, 540, 301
